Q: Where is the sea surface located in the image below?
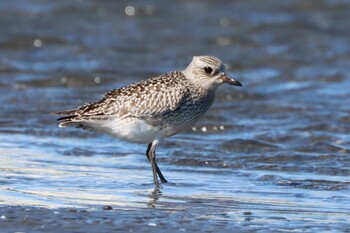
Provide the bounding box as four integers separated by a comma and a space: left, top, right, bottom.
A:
0, 0, 350, 232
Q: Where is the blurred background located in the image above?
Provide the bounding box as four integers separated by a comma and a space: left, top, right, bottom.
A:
0, 0, 349, 232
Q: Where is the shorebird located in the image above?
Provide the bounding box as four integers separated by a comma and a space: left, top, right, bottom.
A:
52, 56, 242, 188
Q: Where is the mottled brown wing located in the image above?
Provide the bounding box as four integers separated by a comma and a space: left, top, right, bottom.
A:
99, 72, 190, 118
52, 71, 189, 120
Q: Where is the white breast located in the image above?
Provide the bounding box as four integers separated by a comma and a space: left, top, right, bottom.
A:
85, 117, 167, 144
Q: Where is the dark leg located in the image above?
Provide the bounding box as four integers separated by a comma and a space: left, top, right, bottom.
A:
148, 142, 159, 187
146, 143, 168, 184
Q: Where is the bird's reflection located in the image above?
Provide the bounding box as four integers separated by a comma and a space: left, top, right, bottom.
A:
147, 187, 162, 208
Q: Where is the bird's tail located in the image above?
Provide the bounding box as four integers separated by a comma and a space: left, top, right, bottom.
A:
55, 115, 81, 128
51, 109, 83, 128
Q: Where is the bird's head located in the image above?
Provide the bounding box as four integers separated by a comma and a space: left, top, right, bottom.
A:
183, 56, 242, 90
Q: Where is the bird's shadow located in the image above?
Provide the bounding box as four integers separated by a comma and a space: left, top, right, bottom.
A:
147, 187, 163, 208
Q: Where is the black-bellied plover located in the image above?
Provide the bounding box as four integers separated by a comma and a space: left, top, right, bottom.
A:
52, 56, 242, 188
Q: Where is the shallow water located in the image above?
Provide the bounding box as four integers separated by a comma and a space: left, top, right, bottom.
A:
1, 0, 350, 232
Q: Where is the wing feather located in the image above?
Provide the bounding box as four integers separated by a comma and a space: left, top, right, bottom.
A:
52, 71, 190, 125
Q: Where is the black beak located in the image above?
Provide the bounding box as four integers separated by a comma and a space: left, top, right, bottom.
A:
222, 74, 242, 86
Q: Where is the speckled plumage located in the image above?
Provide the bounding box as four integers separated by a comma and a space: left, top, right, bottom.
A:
53, 56, 242, 187
56, 71, 190, 123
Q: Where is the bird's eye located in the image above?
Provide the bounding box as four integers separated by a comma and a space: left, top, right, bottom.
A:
204, 66, 213, 74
